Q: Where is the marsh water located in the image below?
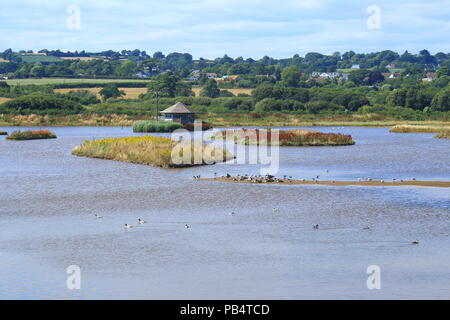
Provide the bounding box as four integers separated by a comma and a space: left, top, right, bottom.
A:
0, 126, 449, 299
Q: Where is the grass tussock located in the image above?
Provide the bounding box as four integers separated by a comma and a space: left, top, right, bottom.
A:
435, 131, 450, 139
72, 135, 233, 168
6, 130, 56, 140
0, 130, 7, 135
133, 120, 183, 133
0, 113, 138, 127
212, 128, 355, 146
390, 125, 450, 139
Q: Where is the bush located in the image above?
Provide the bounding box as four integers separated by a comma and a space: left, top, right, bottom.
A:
55, 90, 100, 105
6, 130, 57, 140
305, 101, 345, 114
0, 93, 83, 115
219, 90, 235, 97
133, 120, 183, 132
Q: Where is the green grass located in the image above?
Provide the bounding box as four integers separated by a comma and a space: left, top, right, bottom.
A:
18, 55, 62, 63
133, 120, 183, 133
6, 78, 151, 86
387, 68, 405, 73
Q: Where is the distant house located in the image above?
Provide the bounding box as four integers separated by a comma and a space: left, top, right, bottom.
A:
425, 72, 438, 81
382, 73, 401, 79
206, 73, 217, 79
351, 64, 360, 70
135, 72, 150, 78
310, 72, 342, 80
188, 70, 201, 81
215, 75, 240, 83
422, 72, 437, 82
161, 102, 195, 125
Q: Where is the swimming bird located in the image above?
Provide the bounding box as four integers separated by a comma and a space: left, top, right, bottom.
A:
272, 208, 280, 212
411, 240, 419, 245
229, 212, 236, 216
94, 214, 103, 219
363, 226, 370, 230
124, 224, 133, 229
185, 224, 190, 229
313, 224, 319, 230
138, 218, 146, 224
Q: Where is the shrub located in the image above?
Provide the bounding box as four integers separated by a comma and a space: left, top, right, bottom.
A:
133, 120, 183, 132
0, 93, 83, 115
6, 130, 57, 140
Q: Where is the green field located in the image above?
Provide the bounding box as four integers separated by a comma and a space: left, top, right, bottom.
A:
18, 55, 62, 63
5, 78, 152, 86
387, 68, 405, 73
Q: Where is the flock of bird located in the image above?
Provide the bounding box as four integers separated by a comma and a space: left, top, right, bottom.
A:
93, 209, 420, 246
195, 171, 418, 185
94, 214, 190, 230
109, 169, 420, 245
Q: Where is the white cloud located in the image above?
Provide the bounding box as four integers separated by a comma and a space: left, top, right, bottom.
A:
0, 0, 449, 57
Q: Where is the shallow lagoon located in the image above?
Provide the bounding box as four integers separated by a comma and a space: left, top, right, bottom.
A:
0, 126, 449, 299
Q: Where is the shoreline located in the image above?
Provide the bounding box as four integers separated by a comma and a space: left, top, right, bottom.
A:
1, 120, 449, 128
200, 177, 450, 188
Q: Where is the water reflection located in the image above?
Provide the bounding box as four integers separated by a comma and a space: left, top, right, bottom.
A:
0, 126, 449, 299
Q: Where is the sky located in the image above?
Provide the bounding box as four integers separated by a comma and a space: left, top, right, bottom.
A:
0, 0, 449, 59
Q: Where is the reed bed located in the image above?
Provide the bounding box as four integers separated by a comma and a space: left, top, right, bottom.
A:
72, 135, 233, 168
390, 125, 450, 139
133, 120, 183, 133
435, 131, 450, 139
6, 130, 57, 140
212, 128, 355, 146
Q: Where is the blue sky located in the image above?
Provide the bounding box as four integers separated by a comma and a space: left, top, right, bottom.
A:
0, 0, 449, 59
